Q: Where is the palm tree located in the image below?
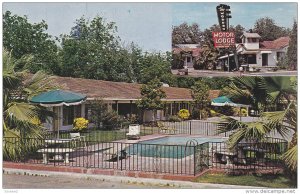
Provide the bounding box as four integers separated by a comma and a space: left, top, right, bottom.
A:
3, 50, 56, 160
223, 76, 296, 113
220, 102, 297, 175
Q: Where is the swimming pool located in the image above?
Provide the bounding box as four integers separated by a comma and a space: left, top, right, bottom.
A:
126, 136, 226, 159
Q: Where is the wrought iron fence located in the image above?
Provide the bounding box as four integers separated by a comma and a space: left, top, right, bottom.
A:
139, 121, 230, 137
3, 137, 197, 175
3, 136, 287, 176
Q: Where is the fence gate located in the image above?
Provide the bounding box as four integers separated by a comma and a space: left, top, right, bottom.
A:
194, 142, 210, 175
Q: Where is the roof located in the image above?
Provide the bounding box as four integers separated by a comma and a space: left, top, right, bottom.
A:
172, 47, 203, 57
241, 32, 261, 38
51, 76, 194, 101
260, 37, 290, 50
174, 44, 201, 49
208, 90, 220, 100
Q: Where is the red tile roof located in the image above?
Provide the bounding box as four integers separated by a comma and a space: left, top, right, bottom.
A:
260, 37, 290, 50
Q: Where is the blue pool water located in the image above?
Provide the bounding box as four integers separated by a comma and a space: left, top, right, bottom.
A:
126, 136, 226, 159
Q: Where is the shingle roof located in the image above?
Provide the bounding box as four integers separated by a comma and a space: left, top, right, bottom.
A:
260, 37, 290, 50
172, 47, 203, 57
241, 32, 261, 38
51, 76, 194, 101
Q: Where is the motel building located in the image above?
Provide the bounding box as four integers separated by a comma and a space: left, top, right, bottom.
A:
172, 44, 202, 69
218, 32, 290, 71
39, 75, 220, 132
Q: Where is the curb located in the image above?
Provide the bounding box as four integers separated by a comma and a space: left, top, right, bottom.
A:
3, 168, 261, 189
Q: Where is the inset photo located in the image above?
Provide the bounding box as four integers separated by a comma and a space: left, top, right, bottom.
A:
172, 2, 297, 77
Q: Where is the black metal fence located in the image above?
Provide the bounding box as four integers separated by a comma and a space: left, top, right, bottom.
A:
139, 121, 231, 137
3, 136, 287, 176
3, 137, 197, 175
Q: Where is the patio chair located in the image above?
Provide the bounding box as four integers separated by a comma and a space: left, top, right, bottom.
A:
70, 132, 87, 149
157, 121, 176, 134
126, 124, 140, 140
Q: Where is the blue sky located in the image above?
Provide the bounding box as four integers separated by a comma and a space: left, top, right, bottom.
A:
172, 2, 297, 30
3, 2, 298, 52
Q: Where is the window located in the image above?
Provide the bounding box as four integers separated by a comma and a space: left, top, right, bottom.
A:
251, 38, 257, 43
85, 104, 91, 120
277, 52, 285, 61
187, 57, 191, 63
63, 105, 81, 126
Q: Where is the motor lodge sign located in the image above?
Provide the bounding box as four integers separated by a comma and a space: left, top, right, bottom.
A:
212, 32, 235, 48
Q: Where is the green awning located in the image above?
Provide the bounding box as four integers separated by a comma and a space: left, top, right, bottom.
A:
30, 89, 87, 107
212, 96, 250, 107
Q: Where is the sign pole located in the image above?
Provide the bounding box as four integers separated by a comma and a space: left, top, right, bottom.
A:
228, 51, 230, 72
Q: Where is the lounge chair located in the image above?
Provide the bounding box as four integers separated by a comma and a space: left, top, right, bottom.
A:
126, 125, 140, 140
70, 132, 87, 149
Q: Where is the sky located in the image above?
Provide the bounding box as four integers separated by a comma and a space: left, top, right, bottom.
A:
3, 2, 298, 52
172, 2, 297, 30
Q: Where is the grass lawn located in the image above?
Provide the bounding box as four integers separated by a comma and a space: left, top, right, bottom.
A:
194, 173, 296, 188
83, 130, 126, 142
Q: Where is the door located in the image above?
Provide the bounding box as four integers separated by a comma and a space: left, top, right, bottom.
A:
262, 53, 268, 66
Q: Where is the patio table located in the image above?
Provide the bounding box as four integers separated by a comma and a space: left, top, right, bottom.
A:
40, 138, 74, 163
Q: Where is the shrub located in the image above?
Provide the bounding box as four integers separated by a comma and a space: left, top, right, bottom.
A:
191, 109, 200, 119
209, 109, 217, 117
218, 105, 234, 116
168, 115, 181, 122
233, 107, 248, 117
178, 109, 190, 120
200, 109, 209, 119
102, 110, 123, 130
73, 117, 89, 132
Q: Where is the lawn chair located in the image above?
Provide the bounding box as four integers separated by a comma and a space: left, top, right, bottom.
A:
157, 121, 176, 134
126, 124, 140, 140
70, 132, 87, 149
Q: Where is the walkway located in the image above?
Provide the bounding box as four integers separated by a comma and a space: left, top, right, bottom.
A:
3, 168, 261, 189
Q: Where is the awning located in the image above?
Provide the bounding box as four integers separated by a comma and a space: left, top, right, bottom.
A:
241, 51, 259, 54
30, 89, 87, 107
218, 54, 234, 59
260, 51, 272, 54
211, 96, 250, 108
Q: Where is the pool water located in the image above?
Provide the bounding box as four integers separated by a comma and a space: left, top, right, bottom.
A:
126, 136, 226, 159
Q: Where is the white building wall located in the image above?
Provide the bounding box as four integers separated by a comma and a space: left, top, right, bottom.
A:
268, 52, 277, 66
244, 43, 260, 50
256, 54, 262, 66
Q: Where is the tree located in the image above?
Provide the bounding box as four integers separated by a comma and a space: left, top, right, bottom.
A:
138, 52, 174, 85
88, 99, 122, 130
191, 80, 210, 119
219, 102, 297, 177
137, 78, 166, 122
3, 11, 60, 74
172, 22, 202, 45
253, 17, 289, 41
286, 21, 297, 70
222, 77, 296, 114
59, 16, 121, 80
233, 24, 245, 43
3, 50, 56, 160
195, 44, 218, 70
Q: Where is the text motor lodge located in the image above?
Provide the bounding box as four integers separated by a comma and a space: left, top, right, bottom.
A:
212, 32, 235, 48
